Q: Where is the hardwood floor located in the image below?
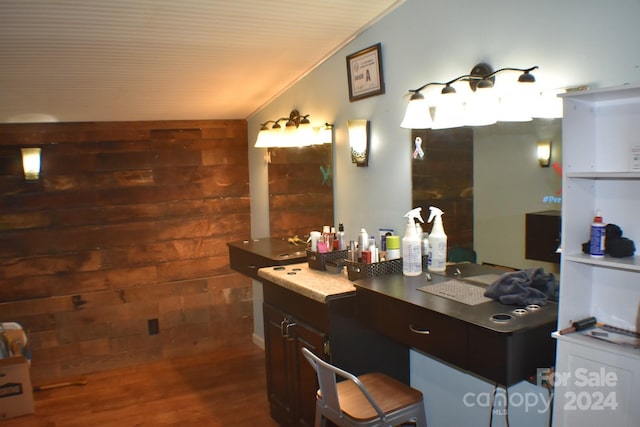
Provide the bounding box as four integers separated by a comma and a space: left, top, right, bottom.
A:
2, 342, 279, 427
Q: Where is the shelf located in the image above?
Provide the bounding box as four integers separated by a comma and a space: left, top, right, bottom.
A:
560, 83, 640, 103
564, 253, 640, 272
556, 84, 640, 426
553, 331, 640, 361
566, 172, 640, 179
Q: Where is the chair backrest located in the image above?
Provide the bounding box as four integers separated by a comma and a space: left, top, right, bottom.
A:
448, 246, 477, 263
300, 347, 386, 421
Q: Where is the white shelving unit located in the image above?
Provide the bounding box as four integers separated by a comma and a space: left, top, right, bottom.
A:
553, 84, 640, 426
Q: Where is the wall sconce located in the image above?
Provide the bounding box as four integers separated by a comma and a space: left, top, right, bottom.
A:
537, 140, 552, 167
21, 147, 41, 180
347, 119, 370, 167
400, 63, 563, 130
255, 109, 332, 148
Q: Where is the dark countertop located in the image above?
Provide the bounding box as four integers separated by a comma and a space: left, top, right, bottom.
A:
355, 263, 557, 335
227, 237, 308, 263
227, 237, 309, 280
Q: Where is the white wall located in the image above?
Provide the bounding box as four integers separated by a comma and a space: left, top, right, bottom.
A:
474, 119, 562, 274
248, 0, 640, 425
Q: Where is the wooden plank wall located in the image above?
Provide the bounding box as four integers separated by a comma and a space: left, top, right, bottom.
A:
0, 120, 252, 383
411, 127, 474, 251
268, 144, 334, 239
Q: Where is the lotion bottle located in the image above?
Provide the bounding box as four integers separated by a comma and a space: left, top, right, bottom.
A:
427, 206, 447, 272
402, 207, 424, 276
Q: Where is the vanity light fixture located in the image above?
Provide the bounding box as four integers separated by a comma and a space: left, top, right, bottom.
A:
255, 110, 332, 148
347, 119, 370, 167
537, 140, 552, 167
21, 147, 41, 180
401, 63, 557, 130
317, 123, 334, 145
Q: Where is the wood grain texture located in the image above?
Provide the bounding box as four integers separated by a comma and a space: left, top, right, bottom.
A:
0, 342, 277, 427
0, 120, 253, 383
268, 144, 334, 239
411, 127, 474, 252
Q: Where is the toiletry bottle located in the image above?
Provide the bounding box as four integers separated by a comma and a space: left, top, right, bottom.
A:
386, 235, 401, 260
402, 207, 424, 276
590, 210, 605, 258
357, 228, 369, 261
337, 223, 346, 250
427, 206, 447, 272
369, 236, 378, 263
331, 226, 338, 250
322, 225, 333, 252
348, 240, 357, 261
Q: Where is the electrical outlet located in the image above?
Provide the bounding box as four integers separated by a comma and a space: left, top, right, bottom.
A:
148, 318, 159, 335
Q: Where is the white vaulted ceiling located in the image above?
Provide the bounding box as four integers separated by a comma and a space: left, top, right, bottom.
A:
0, 0, 403, 123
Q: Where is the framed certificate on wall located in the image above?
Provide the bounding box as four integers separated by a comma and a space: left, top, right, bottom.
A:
346, 43, 385, 102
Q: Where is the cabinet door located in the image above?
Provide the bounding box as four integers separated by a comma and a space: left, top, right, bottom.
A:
291, 321, 326, 427
553, 340, 640, 426
263, 302, 295, 426
264, 302, 327, 427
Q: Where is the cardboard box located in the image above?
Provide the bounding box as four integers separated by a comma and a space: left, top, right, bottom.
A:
0, 357, 34, 420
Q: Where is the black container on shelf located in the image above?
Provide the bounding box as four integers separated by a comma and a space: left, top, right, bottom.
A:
307, 249, 348, 271
344, 258, 403, 281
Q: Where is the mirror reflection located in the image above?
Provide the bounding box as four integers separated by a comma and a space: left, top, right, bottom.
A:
412, 119, 562, 273
267, 144, 334, 239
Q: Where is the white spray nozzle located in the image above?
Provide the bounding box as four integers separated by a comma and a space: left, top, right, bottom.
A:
428, 206, 444, 223
404, 207, 424, 224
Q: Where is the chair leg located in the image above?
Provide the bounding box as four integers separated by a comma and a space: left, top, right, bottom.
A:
315, 402, 324, 427
414, 405, 428, 427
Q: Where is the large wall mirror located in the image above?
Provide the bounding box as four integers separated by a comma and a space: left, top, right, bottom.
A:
412, 119, 562, 273
267, 144, 334, 239
411, 127, 474, 252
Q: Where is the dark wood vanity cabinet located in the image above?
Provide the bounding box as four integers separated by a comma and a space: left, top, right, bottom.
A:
354, 268, 558, 387
262, 279, 335, 427
261, 277, 408, 427
263, 302, 326, 427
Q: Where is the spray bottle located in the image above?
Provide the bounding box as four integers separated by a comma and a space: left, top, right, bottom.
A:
402, 207, 424, 276
427, 206, 447, 272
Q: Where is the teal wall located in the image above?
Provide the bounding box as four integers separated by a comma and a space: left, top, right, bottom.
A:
250, 0, 640, 241
249, 1, 640, 425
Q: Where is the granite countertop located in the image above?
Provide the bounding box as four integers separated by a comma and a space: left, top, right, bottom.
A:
258, 262, 356, 303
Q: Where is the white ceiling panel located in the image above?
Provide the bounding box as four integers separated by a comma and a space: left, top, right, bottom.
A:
0, 0, 403, 123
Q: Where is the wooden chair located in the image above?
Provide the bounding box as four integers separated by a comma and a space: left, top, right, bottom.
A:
301, 347, 427, 427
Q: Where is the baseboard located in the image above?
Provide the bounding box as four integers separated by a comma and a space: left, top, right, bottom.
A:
252, 333, 265, 350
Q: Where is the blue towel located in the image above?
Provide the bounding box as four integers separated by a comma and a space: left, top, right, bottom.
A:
484, 268, 557, 306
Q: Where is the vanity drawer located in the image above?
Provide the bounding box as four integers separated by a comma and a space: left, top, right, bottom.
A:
228, 244, 274, 280
227, 238, 307, 281
376, 294, 468, 369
